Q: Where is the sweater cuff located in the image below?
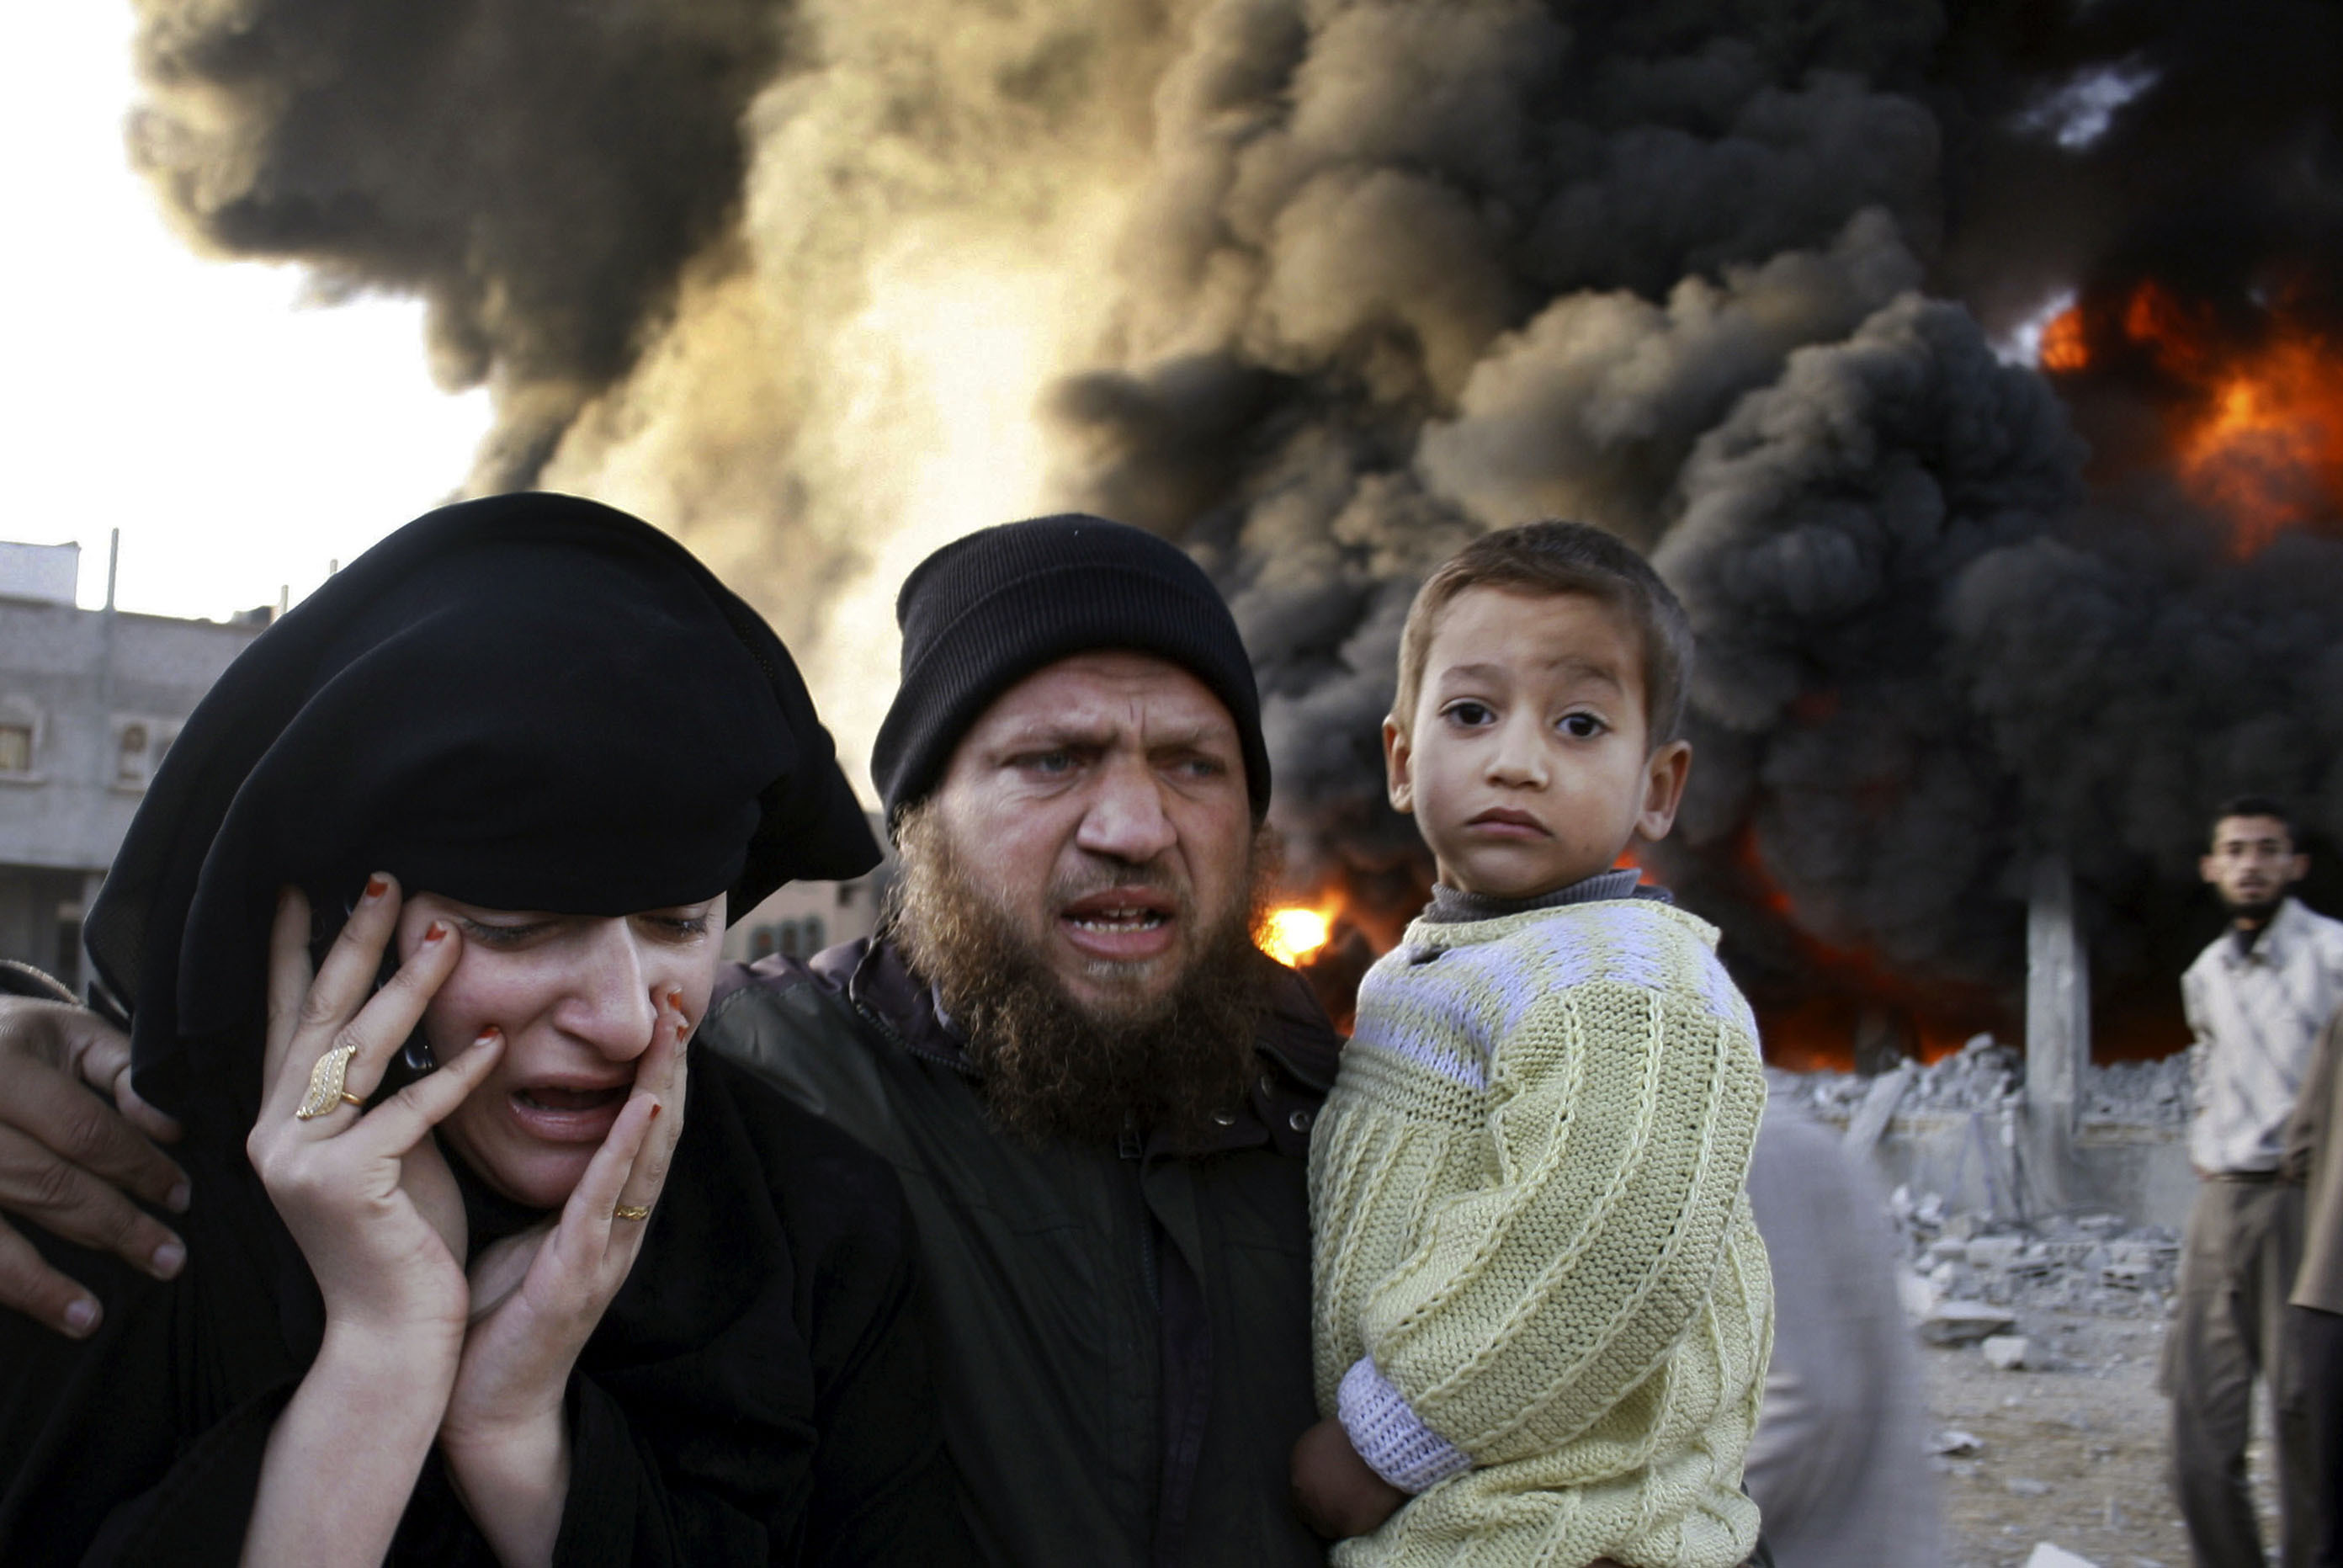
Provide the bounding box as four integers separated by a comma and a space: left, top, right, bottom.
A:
1337, 1357, 1472, 1495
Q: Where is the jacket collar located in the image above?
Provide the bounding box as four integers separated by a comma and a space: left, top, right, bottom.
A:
2220, 896, 2308, 970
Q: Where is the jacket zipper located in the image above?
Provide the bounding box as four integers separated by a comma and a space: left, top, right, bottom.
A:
851, 997, 984, 1079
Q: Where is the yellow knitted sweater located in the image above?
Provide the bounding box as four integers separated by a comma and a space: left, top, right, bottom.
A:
1310, 899, 1772, 1568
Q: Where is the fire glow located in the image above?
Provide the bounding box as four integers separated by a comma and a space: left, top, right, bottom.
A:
1259, 904, 1336, 968
1729, 828, 2005, 1073
2040, 281, 2343, 555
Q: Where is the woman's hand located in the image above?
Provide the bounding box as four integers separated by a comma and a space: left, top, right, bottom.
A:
242, 875, 508, 1568
437, 988, 690, 1566
247, 877, 502, 1342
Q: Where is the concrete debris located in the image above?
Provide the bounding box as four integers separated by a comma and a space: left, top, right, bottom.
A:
1918, 1298, 2020, 1345
2006, 1475, 2054, 1496
1983, 1334, 2032, 1369
1890, 1192, 2181, 1321
2080, 1055, 2194, 1130
1931, 1428, 1984, 1456
1844, 1060, 1914, 1154
2022, 1545, 2099, 1568
1782, 1034, 2192, 1127
1775, 1043, 2196, 1322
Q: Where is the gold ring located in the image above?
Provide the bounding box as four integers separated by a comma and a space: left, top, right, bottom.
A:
613, 1204, 651, 1222
295, 1039, 363, 1120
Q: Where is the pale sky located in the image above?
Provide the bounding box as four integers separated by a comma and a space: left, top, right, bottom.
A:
1, 8, 492, 621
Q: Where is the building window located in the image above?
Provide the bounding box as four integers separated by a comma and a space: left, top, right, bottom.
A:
111, 718, 181, 790
0, 723, 30, 775
117, 724, 149, 784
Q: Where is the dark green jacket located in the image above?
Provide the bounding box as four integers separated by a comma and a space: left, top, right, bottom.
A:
703, 938, 1339, 1568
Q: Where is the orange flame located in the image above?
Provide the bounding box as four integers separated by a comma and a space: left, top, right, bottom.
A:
2038, 306, 2089, 374
2176, 337, 2343, 555
1259, 902, 1337, 967
2039, 280, 2343, 556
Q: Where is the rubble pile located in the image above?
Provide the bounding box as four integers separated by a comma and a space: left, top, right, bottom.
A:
2078, 1055, 2193, 1130
1899, 1037, 2025, 1115
1890, 1190, 2181, 1326
1765, 1040, 2194, 1337
1777, 1035, 2192, 1128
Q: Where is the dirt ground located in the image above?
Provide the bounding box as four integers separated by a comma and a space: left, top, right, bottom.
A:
1924, 1307, 2284, 1568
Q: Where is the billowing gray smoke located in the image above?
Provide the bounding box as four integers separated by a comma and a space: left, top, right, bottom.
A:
128, 0, 2343, 1044
130, 0, 786, 485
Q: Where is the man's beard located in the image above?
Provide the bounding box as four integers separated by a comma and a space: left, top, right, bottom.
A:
889, 803, 1272, 1151
2223, 892, 2283, 930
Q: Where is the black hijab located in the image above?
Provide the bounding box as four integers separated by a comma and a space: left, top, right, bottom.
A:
84, 491, 878, 1122
1, 497, 974, 1566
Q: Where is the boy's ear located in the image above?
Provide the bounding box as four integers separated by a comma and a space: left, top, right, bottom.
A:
1382, 715, 1415, 815
1634, 738, 1693, 843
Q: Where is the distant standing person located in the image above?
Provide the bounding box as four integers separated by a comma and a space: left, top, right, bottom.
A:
2280, 1002, 2343, 1568
2167, 796, 2343, 1568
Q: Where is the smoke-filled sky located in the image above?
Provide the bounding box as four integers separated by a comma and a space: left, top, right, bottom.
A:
44, 0, 2343, 1045
0, 7, 488, 619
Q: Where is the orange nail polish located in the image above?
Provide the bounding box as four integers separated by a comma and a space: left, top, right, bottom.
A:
364, 874, 389, 900
422, 921, 449, 943
650, 1103, 662, 1119
474, 1026, 501, 1048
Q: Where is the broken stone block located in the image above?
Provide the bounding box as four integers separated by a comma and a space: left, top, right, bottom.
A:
1968, 1235, 2027, 1272
1930, 1428, 1984, 1456
1984, 1335, 2032, 1369
2005, 1251, 2056, 1279
2021, 1544, 2097, 1568
1919, 1299, 2018, 1345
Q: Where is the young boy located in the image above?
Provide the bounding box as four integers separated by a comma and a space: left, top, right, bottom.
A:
1292, 522, 1772, 1567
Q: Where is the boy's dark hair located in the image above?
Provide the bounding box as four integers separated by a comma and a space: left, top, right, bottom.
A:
2210, 795, 2299, 851
1393, 521, 1696, 744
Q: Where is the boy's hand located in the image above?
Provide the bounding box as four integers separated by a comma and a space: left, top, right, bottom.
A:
1288, 1418, 1637, 1566
1290, 1417, 1406, 1540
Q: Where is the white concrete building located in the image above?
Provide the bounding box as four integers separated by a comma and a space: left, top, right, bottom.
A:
0, 541, 265, 987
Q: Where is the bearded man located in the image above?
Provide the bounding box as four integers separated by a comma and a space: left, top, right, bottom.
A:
0, 515, 1338, 1566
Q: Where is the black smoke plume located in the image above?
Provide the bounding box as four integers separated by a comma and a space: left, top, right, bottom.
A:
128, 0, 2343, 1058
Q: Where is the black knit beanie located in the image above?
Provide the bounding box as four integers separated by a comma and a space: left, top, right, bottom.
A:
871, 514, 1271, 825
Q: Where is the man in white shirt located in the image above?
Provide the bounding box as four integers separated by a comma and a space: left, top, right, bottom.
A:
2166, 797, 2343, 1568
